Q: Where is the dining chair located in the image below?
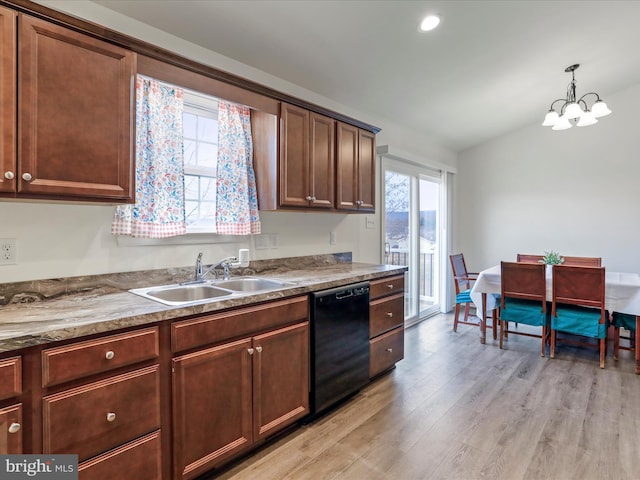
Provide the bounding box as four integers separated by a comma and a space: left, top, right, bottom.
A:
550, 265, 607, 368
561, 256, 602, 267
516, 254, 544, 263
499, 261, 549, 356
611, 312, 637, 361
449, 253, 479, 332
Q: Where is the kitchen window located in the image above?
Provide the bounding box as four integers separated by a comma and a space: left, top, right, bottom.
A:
183, 90, 219, 233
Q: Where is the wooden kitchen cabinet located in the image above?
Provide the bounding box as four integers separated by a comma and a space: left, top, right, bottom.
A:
171, 296, 309, 480
369, 275, 405, 377
0, 6, 16, 195
39, 327, 162, 476
279, 102, 335, 208
336, 122, 375, 212
0, 355, 22, 454
0, 13, 136, 202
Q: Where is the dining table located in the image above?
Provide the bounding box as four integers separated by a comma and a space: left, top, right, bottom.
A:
469, 264, 640, 374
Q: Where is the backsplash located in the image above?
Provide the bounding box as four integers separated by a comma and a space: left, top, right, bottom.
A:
0, 252, 352, 306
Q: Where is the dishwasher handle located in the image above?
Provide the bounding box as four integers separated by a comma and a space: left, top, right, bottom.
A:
336, 289, 354, 300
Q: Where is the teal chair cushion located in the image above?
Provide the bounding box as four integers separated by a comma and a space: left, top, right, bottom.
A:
552, 305, 607, 339
612, 312, 637, 331
500, 298, 547, 327
456, 289, 472, 304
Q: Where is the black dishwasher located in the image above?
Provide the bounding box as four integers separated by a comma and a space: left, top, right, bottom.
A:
310, 282, 370, 417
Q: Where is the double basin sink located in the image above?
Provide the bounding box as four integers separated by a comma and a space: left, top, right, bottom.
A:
129, 277, 295, 307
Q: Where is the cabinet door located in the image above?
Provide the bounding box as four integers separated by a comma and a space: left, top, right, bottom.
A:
279, 103, 310, 207
18, 14, 135, 201
0, 404, 22, 454
0, 6, 16, 194
309, 112, 335, 208
172, 338, 253, 480
336, 121, 359, 210
357, 129, 376, 212
253, 322, 309, 440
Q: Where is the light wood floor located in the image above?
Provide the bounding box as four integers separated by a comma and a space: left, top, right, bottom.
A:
211, 313, 640, 480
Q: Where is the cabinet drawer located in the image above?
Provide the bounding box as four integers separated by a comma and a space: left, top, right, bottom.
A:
43, 365, 160, 462
370, 327, 404, 378
370, 293, 404, 338
0, 403, 22, 454
42, 327, 159, 387
0, 356, 21, 400
78, 430, 162, 480
370, 275, 404, 300
172, 296, 309, 352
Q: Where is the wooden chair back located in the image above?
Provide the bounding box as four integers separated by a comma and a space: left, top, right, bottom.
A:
561, 256, 602, 267
516, 254, 544, 264
449, 253, 473, 293
551, 265, 605, 314
501, 261, 546, 310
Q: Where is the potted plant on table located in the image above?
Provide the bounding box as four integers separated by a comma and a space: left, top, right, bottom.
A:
540, 250, 564, 275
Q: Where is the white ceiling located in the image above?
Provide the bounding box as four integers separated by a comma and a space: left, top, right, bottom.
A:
91, 0, 640, 152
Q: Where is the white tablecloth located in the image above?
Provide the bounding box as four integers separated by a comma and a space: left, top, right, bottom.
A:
470, 265, 640, 316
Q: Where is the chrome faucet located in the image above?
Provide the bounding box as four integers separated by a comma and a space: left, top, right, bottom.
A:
194, 253, 238, 281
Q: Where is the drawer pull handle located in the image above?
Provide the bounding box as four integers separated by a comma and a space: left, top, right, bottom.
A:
248, 348, 255, 355
386, 348, 393, 353
386, 312, 393, 317
387, 284, 394, 289
256, 346, 263, 353
105, 350, 115, 360
8, 422, 20, 434
106, 412, 116, 422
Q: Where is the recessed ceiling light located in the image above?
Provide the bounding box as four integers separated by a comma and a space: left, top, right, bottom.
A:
419, 14, 441, 32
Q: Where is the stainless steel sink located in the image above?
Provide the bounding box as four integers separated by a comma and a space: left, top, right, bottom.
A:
129, 283, 234, 306
213, 277, 293, 292
129, 276, 294, 306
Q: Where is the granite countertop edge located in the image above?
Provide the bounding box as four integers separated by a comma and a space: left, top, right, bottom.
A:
0, 262, 408, 353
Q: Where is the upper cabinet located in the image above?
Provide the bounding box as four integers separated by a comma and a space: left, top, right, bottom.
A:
0, 10, 136, 202
0, 6, 16, 195
280, 103, 335, 209
336, 122, 375, 212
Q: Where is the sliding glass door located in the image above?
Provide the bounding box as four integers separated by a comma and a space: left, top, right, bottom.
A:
383, 159, 443, 325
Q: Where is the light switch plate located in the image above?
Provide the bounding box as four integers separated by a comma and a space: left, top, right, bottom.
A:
365, 216, 376, 229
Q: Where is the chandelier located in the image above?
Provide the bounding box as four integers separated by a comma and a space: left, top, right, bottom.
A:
542, 64, 611, 130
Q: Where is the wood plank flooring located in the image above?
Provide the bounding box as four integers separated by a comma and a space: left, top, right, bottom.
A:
209, 313, 640, 480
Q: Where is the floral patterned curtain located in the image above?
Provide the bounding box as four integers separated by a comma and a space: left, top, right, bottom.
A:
112, 76, 186, 238
215, 102, 261, 235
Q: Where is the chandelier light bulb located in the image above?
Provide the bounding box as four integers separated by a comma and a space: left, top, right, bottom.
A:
542, 110, 559, 126
563, 102, 583, 119
552, 116, 572, 130
576, 110, 598, 127
591, 100, 612, 118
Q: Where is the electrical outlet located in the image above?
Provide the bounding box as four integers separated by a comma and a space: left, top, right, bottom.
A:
0, 238, 16, 265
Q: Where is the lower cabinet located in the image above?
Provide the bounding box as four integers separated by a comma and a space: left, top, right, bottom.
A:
172, 320, 309, 480
0, 403, 22, 454
369, 275, 405, 378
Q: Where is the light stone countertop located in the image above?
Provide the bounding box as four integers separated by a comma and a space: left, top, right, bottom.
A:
0, 261, 407, 353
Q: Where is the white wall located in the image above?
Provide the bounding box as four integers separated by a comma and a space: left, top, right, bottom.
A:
456, 83, 640, 274
0, 1, 457, 283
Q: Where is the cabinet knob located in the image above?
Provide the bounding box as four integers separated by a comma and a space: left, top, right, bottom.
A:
311, 196, 316, 201
106, 412, 116, 422
4, 171, 14, 180
386, 312, 393, 317
256, 346, 263, 353
248, 348, 255, 355
105, 350, 115, 360
386, 348, 393, 353
356, 200, 363, 206
8, 422, 21, 434
387, 284, 394, 289
305, 196, 313, 201
22, 172, 33, 182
